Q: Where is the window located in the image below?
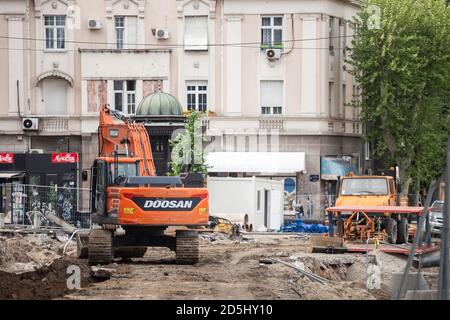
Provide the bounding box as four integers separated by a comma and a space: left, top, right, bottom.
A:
260, 81, 283, 115
341, 178, 387, 196
113, 80, 136, 114
184, 16, 208, 51
261, 16, 283, 48
114, 16, 137, 49
43, 79, 67, 115
45, 15, 66, 49
186, 82, 207, 111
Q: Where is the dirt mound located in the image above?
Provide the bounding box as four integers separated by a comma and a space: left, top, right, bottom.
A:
0, 257, 91, 299
294, 279, 376, 300
0, 234, 62, 274
0, 233, 91, 299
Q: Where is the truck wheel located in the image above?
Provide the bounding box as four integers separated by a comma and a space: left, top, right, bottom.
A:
176, 230, 199, 265
386, 218, 398, 244
88, 229, 113, 265
397, 217, 409, 244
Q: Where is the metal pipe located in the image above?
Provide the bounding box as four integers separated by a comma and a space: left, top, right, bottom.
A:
413, 254, 440, 268
396, 181, 437, 300
268, 257, 331, 284
438, 140, 450, 300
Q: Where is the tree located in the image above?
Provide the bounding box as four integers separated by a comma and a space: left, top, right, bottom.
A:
348, 0, 450, 198
169, 110, 209, 176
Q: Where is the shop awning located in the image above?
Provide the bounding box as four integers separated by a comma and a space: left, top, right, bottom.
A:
320, 157, 359, 180
0, 172, 25, 179
206, 152, 305, 174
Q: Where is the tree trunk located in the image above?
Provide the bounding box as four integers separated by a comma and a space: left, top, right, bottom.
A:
399, 165, 411, 206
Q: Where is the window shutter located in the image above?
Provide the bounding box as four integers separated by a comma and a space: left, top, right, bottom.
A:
44, 79, 68, 115
261, 81, 283, 107
127, 16, 137, 49
184, 16, 208, 50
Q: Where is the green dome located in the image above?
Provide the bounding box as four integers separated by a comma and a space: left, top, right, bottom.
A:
136, 91, 183, 116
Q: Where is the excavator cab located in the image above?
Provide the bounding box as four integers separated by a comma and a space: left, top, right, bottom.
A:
90, 157, 139, 216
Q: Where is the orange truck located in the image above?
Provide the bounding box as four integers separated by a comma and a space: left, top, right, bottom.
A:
78, 105, 208, 265
329, 172, 413, 244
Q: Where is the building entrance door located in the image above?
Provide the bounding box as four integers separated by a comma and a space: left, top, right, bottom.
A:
150, 136, 169, 175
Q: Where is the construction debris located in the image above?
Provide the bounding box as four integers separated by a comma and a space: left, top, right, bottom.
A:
259, 258, 274, 264
90, 266, 116, 280
268, 257, 332, 284
0, 233, 62, 274
279, 219, 328, 233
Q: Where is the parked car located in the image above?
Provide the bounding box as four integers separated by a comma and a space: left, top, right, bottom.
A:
429, 200, 444, 236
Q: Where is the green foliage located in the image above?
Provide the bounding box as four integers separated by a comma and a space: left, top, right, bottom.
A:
348, 0, 450, 194
169, 110, 209, 176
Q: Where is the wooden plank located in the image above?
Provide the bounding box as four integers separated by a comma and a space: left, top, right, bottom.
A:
310, 235, 344, 247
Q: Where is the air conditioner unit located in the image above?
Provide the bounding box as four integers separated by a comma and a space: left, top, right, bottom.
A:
29, 149, 44, 154
22, 118, 39, 131
155, 28, 169, 39
265, 48, 281, 60
88, 19, 102, 30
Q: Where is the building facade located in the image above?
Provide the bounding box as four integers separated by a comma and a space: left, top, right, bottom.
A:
0, 0, 366, 217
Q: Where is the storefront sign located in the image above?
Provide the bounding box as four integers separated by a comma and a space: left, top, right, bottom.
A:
0, 153, 14, 164
284, 178, 296, 194
51, 153, 78, 163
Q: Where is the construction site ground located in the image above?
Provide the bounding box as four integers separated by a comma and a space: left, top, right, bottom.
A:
0, 230, 442, 300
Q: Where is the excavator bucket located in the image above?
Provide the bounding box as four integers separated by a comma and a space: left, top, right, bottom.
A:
309, 235, 346, 254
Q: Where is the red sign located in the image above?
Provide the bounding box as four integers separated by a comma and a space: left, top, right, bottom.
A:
51, 153, 78, 163
0, 153, 14, 164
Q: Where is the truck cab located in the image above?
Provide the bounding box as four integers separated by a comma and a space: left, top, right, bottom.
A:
336, 175, 399, 213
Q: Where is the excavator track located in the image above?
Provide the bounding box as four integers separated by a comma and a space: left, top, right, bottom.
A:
88, 229, 113, 265
176, 230, 199, 265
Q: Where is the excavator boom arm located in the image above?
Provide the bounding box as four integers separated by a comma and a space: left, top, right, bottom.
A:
98, 105, 155, 176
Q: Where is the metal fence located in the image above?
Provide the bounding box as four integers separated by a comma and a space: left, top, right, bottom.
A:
0, 183, 91, 229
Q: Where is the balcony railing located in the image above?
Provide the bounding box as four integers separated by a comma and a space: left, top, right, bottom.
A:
41, 118, 69, 132
259, 119, 285, 131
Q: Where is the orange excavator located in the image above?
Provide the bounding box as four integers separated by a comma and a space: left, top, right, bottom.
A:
77, 105, 208, 265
